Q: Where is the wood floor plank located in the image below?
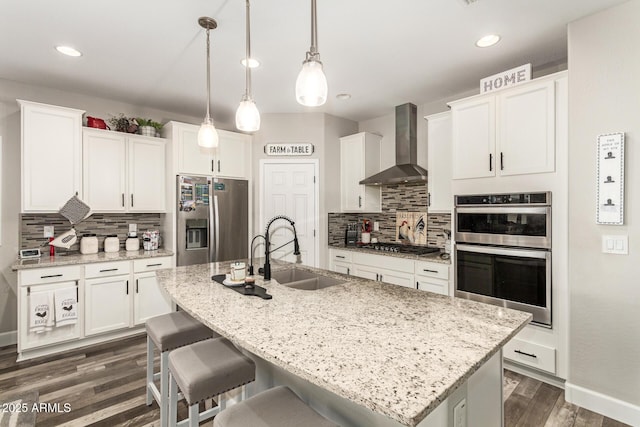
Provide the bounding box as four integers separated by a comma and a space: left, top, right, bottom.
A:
574, 407, 605, 427
512, 375, 543, 399
504, 372, 521, 401
544, 392, 579, 427
602, 418, 633, 427
515, 382, 562, 427
505, 392, 531, 426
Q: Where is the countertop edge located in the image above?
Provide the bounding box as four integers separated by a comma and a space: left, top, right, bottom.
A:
11, 249, 174, 270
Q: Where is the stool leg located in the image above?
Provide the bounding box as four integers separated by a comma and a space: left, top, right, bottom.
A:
241, 384, 247, 401
168, 373, 178, 427
161, 351, 169, 427
188, 403, 198, 427
146, 336, 154, 406
218, 393, 226, 411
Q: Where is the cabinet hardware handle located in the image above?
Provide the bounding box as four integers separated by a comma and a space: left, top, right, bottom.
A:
428, 193, 431, 207
489, 153, 493, 171
211, 160, 214, 172
146, 263, 162, 267
126, 280, 129, 295
375, 273, 379, 281
358, 196, 362, 208
423, 269, 438, 273
27, 286, 30, 296
136, 279, 139, 293
41, 274, 63, 279
379, 275, 383, 281
76, 286, 79, 301
336, 255, 345, 259
500, 152, 504, 170
347, 268, 350, 275
99, 268, 118, 273
75, 191, 79, 196
131, 194, 134, 207
217, 160, 221, 173
122, 193, 125, 207
514, 349, 537, 358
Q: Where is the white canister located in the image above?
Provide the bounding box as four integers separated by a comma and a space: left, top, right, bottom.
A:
80, 234, 98, 254
230, 262, 246, 282
104, 235, 120, 253
126, 237, 140, 251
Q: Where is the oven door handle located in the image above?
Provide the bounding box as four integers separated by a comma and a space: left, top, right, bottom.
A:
455, 206, 550, 215
456, 243, 549, 259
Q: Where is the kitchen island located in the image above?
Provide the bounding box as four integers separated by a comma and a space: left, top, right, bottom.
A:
156, 260, 531, 427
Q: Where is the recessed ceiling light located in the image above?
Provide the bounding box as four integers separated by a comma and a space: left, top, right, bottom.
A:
475, 34, 501, 48
55, 45, 82, 57
241, 58, 260, 68
336, 93, 351, 100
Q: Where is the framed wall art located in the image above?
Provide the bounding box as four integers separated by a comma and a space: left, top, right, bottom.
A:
596, 132, 625, 224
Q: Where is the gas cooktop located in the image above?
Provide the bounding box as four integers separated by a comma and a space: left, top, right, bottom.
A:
356, 242, 441, 255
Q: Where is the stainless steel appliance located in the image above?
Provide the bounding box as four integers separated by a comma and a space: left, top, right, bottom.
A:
176, 175, 248, 266
454, 192, 552, 327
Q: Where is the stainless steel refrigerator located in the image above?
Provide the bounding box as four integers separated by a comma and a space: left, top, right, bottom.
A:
176, 175, 248, 266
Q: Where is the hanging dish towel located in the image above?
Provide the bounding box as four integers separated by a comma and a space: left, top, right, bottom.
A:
29, 291, 54, 334
54, 287, 78, 327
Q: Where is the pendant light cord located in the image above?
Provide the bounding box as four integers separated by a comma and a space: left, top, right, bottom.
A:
205, 27, 211, 120
310, 0, 318, 56
245, 0, 252, 99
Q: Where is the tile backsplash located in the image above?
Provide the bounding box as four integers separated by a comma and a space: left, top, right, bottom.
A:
20, 213, 164, 253
328, 183, 451, 248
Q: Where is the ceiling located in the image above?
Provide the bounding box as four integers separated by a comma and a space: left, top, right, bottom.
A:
0, 0, 626, 124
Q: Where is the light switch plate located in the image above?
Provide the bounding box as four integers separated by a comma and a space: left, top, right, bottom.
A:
602, 235, 628, 254
43, 226, 54, 238
373, 221, 380, 232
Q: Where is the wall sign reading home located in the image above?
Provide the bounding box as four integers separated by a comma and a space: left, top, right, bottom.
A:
480, 63, 531, 93
264, 143, 314, 156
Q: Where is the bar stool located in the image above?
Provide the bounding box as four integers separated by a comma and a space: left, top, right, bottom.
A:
167, 337, 256, 427
146, 311, 218, 427
214, 386, 339, 427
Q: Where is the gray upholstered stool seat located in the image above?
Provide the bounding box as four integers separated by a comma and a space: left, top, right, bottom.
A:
214, 386, 339, 427
168, 337, 256, 426
145, 311, 218, 427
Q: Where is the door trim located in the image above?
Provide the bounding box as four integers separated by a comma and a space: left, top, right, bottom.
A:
259, 159, 320, 268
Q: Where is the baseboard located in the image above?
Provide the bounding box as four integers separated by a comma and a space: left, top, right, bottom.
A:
565, 382, 640, 426
504, 360, 566, 389
0, 330, 18, 348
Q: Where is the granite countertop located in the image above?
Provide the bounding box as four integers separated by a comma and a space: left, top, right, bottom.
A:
11, 249, 174, 270
329, 244, 451, 264
157, 260, 530, 426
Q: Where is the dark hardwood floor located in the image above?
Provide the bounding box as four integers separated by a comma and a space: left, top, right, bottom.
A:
0, 335, 631, 426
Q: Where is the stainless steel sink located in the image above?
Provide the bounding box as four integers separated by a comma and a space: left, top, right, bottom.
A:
270, 268, 345, 290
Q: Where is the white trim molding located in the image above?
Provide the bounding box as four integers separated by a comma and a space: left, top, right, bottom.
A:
0, 330, 17, 348
565, 382, 640, 426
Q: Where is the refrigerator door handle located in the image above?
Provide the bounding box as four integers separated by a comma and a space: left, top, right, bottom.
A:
214, 194, 220, 260
209, 180, 215, 263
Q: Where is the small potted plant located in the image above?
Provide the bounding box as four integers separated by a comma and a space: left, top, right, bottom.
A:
137, 118, 163, 137
108, 113, 138, 133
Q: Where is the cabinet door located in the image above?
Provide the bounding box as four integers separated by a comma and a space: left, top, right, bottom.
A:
497, 80, 555, 176
20, 100, 84, 212
216, 130, 250, 179
85, 276, 131, 336
352, 264, 379, 281
177, 123, 214, 175
128, 136, 166, 212
377, 267, 415, 288
133, 272, 173, 325
83, 129, 127, 212
416, 276, 449, 296
331, 261, 351, 275
451, 97, 496, 179
18, 280, 81, 351
340, 136, 365, 211
426, 112, 453, 212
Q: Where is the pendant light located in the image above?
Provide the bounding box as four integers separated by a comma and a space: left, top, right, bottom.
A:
295, 0, 327, 107
197, 17, 220, 148
235, 0, 261, 132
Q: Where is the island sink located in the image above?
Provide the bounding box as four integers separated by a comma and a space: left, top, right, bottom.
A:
270, 268, 345, 290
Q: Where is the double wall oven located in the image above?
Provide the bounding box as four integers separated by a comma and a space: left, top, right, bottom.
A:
454, 192, 552, 327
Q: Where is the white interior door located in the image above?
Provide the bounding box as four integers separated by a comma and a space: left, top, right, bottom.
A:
262, 161, 317, 267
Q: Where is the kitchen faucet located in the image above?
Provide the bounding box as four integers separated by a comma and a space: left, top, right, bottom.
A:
248, 234, 265, 276
263, 215, 300, 280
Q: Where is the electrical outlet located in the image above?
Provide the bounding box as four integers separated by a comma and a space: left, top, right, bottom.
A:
43, 226, 54, 238
453, 398, 467, 427
373, 221, 380, 232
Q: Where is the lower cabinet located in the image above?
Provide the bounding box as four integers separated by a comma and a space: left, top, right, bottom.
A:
133, 271, 173, 325
85, 275, 131, 336
352, 264, 414, 288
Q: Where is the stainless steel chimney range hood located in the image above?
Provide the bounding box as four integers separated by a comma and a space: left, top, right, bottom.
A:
359, 103, 428, 186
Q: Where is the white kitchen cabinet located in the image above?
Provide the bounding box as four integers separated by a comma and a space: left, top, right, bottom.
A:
340, 132, 381, 212
19, 100, 84, 212
329, 249, 352, 275
85, 274, 131, 336
503, 337, 556, 375
425, 111, 453, 212
83, 129, 166, 212
415, 260, 450, 296
165, 121, 250, 179
83, 129, 127, 211
132, 257, 174, 325
128, 135, 166, 212
450, 73, 562, 180
17, 266, 82, 352
352, 252, 416, 288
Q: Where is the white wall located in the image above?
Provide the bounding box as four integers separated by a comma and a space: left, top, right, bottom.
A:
566, 1, 640, 423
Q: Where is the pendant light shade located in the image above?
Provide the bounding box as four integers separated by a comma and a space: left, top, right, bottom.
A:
198, 17, 219, 148
236, 0, 260, 132
296, 0, 327, 107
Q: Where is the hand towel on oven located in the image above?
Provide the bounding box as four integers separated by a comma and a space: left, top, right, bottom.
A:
29, 290, 54, 333
54, 287, 78, 327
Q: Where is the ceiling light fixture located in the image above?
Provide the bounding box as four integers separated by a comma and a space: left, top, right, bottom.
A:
241, 58, 260, 68
475, 34, 501, 48
55, 46, 82, 57
236, 0, 260, 132
197, 17, 220, 148
295, 0, 327, 107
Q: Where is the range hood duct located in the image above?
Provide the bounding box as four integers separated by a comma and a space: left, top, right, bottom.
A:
359, 103, 428, 186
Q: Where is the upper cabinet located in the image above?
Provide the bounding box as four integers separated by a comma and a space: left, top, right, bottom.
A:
19, 100, 84, 212
425, 111, 453, 213
164, 121, 251, 180
83, 128, 166, 212
340, 132, 381, 212
449, 73, 563, 180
